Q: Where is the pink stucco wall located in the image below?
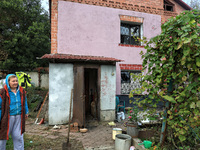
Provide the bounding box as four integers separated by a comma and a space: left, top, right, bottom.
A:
57, 1, 161, 94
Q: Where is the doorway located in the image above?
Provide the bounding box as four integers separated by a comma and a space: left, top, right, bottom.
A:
73, 65, 100, 127
84, 68, 98, 121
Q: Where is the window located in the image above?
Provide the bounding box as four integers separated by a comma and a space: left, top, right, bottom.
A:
120, 22, 142, 46
164, 0, 174, 11
121, 70, 142, 94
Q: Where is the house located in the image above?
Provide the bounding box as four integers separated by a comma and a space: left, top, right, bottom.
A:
42, 0, 191, 126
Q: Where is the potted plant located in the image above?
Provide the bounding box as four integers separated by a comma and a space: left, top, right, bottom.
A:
126, 106, 140, 138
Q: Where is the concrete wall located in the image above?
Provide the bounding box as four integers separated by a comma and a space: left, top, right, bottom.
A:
28, 72, 49, 89
57, 1, 161, 95
100, 65, 116, 121
48, 63, 74, 125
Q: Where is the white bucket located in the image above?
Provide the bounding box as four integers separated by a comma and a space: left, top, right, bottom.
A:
117, 112, 122, 122
112, 128, 122, 140
117, 112, 125, 122
121, 112, 125, 120
115, 134, 132, 150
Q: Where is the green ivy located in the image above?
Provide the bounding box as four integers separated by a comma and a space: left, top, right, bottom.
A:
131, 9, 200, 147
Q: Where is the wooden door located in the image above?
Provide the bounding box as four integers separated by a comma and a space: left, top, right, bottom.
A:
73, 65, 85, 127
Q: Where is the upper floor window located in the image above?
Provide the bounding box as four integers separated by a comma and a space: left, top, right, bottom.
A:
120, 22, 142, 46
164, 0, 174, 11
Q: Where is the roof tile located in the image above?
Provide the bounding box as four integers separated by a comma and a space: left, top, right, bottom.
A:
41, 53, 122, 62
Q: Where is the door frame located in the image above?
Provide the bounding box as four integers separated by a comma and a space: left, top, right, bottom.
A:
73, 64, 101, 127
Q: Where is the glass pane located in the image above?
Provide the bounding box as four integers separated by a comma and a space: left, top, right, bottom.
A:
121, 26, 129, 35
121, 71, 130, 83
130, 37, 140, 45
121, 35, 130, 44
131, 26, 140, 37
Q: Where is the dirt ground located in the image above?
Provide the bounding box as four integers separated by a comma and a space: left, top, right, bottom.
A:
25, 118, 126, 150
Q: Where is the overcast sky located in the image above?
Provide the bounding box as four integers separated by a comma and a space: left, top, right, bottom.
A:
41, 0, 191, 11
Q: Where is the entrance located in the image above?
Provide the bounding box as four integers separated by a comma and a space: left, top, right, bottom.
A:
73, 65, 100, 127
84, 68, 98, 120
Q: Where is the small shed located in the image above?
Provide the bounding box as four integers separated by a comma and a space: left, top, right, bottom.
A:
41, 53, 122, 126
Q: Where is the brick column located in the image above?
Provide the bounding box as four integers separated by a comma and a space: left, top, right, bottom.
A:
51, 0, 58, 54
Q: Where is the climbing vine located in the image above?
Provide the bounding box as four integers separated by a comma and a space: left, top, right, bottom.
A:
130, 10, 200, 147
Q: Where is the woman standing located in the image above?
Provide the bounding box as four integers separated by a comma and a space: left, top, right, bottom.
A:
0, 74, 29, 150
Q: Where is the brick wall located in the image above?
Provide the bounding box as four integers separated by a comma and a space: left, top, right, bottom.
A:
51, 0, 58, 54
120, 15, 143, 23
58, 0, 164, 15
119, 64, 142, 71
162, 0, 186, 22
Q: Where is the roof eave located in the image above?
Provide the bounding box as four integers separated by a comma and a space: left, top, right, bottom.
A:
174, 0, 192, 10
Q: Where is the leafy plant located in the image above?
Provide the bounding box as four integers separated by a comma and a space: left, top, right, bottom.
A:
26, 86, 46, 114
0, 0, 50, 71
127, 106, 140, 124
130, 9, 200, 148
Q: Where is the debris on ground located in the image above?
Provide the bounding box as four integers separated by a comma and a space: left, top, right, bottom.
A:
108, 121, 116, 126
53, 125, 61, 129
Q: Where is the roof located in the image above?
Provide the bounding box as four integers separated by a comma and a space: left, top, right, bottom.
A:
41, 53, 122, 63
174, 0, 192, 10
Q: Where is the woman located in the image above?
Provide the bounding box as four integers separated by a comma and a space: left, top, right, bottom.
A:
0, 74, 29, 150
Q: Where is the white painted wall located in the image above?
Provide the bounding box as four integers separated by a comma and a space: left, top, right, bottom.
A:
100, 65, 116, 114
100, 65, 116, 120
28, 72, 49, 89
48, 63, 74, 125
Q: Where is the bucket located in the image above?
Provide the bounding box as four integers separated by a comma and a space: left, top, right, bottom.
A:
127, 123, 139, 138
117, 112, 125, 122
117, 112, 122, 122
115, 134, 132, 150
112, 128, 122, 140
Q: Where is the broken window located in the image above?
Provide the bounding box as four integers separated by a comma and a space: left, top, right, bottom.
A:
120, 22, 142, 46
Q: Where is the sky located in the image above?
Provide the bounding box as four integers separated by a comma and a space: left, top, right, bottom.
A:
41, 0, 191, 11
41, 0, 49, 11
182, 0, 191, 5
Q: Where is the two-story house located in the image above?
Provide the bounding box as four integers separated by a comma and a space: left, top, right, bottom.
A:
42, 0, 191, 126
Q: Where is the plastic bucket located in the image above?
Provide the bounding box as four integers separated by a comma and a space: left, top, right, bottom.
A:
112, 128, 122, 140
117, 112, 125, 122
117, 112, 122, 122
115, 134, 132, 150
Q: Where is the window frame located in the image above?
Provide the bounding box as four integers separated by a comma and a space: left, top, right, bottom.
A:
120, 21, 143, 46
164, 0, 174, 12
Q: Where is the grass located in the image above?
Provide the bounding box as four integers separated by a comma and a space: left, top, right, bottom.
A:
6, 132, 84, 150
7, 134, 65, 150
6, 135, 39, 150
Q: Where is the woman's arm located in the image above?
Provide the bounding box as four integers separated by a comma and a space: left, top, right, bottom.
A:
25, 96, 29, 119
0, 96, 2, 121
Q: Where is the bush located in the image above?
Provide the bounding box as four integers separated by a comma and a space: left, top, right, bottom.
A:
26, 86, 48, 115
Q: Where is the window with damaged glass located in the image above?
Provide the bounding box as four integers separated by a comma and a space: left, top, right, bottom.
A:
120, 22, 142, 46
121, 70, 142, 94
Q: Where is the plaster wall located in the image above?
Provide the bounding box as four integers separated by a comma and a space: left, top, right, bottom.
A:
48, 63, 74, 125
57, 1, 161, 94
100, 65, 116, 121
28, 72, 49, 89
40, 73, 49, 89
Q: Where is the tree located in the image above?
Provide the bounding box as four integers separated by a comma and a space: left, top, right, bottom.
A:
131, 10, 200, 148
190, 0, 200, 10
0, 0, 50, 72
